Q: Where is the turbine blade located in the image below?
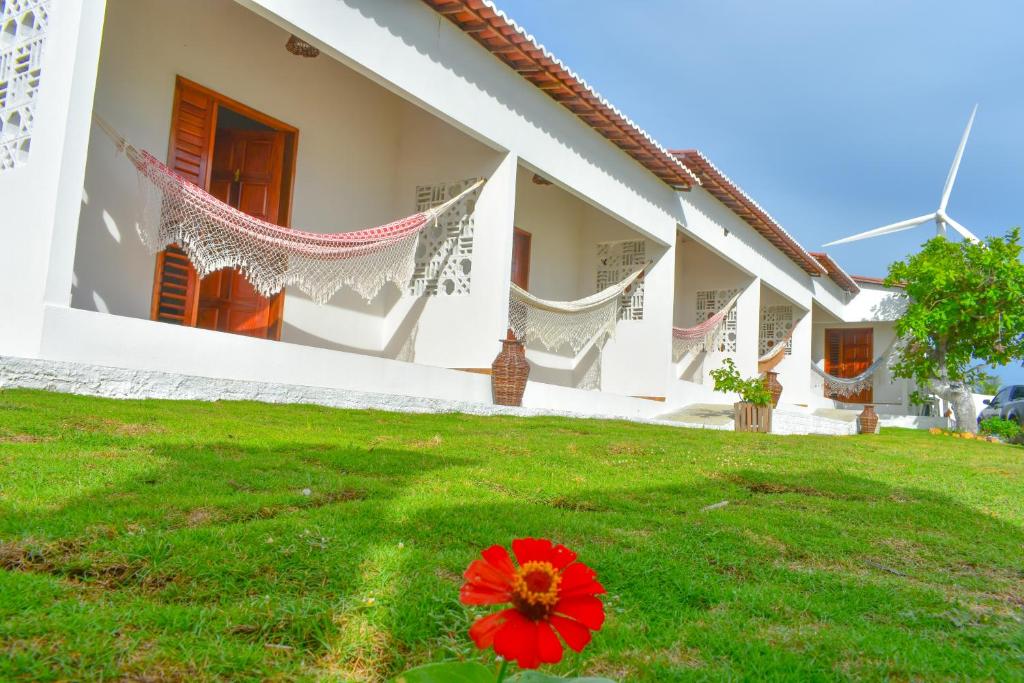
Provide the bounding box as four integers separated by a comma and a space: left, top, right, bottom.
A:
939, 104, 978, 212
944, 215, 981, 243
822, 213, 936, 247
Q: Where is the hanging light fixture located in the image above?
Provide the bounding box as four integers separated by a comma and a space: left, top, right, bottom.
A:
285, 34, 320, 58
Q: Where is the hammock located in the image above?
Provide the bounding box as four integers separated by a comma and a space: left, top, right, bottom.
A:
93, 115, 483, 303
811, 342, 896, 399
757, 326, 796, 373
672, 292, 741, 361
509, 265, 647, 353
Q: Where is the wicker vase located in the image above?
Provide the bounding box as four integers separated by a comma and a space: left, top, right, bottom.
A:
491, 335, 529, 406
764, 371, 783, 408
858, 404, 879, 434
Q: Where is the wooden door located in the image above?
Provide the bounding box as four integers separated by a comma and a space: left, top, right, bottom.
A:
825, 328, 874, 403
197, 129, 286, 338
151, 77, 296, 339
511, 228, 532, 290
150, 82, 215, 326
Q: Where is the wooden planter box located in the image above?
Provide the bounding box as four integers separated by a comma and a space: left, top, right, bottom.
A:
734, 402, 772, 433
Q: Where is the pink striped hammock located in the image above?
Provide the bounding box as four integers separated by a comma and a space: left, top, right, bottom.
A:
94, 115, 483, 303
672, 292, 741, 359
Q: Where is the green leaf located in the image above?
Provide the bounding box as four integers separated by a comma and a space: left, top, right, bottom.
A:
391, 662, 495, 683
508, 672, 618, 683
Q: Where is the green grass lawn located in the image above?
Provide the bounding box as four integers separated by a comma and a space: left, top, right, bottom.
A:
0, 389, 1022, 682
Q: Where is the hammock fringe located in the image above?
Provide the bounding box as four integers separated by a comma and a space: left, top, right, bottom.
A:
671, 291, 741, 361
509, 265, 647, 354
811, 341, 897, 399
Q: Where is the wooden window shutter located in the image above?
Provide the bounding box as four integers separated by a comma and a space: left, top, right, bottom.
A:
826, 330, 842, 373
150, 79, 217, 325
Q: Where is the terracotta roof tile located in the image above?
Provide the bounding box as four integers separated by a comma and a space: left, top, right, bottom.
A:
673, 150, 827, 277
809, 252, 860, 294
421, 0, 699, 190
851, 274, 903, 288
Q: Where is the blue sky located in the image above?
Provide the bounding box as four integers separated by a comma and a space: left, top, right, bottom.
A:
497, 0, 1024, 385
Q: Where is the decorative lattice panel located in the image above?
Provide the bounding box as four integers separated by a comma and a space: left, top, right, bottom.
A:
697, 289, 739, 352
596, 239, 645, 321
0, 0, 50, 172
409, 179, 479, 296
760, 305, 794, 356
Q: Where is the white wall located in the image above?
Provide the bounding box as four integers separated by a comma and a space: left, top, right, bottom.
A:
678, 186, 813, 310
73, 0, 511, 371
759, 285, 812, 406
673, 237, 758, 384
241, 0, 681, 247
513, 166, 673, 397
810, 319, 903, 407
0, 0, 107, 357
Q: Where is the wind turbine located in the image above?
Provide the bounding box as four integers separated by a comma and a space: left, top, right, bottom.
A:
824, 105, 981, 247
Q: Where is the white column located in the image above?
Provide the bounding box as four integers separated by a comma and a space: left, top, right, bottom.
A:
408, 150, 518, 369
733, 277, 761, 378
783, 308, 813, 406
0, 0, 107, 357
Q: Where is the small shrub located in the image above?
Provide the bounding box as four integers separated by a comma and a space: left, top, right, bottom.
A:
709, 359, 772, 407
979, 417, 1020, 442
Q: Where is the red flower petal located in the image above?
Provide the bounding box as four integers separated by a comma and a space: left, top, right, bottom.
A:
536, 619, 564, 664
554, 595, 605, 631
462, 558, 514, 594
460, 583, 512, 605
548, 543, 577, 570
549, 614, 593, 653
468, 609, 513, 648
481, 544, 516, 577
558, 562, 606, 598
493, 610, 542, 669
511, 538, 554, 566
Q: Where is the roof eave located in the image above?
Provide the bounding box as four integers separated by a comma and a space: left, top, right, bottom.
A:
421, 0, 699, 191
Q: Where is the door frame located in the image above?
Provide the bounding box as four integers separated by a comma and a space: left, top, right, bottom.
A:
511, 227, 532, 290
152, 76, 300, 340
824, 327, 874, 403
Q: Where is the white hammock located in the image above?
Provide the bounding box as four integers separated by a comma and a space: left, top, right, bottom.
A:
509, 265, 647, 353
672, 292, 741, 361
94, 115, 483, 303
811, 342, 895, 398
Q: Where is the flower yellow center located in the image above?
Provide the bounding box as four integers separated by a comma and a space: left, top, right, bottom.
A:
511, 561, 561, 620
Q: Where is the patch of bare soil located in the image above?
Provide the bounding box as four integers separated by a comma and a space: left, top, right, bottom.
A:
733, 476, 872, 501
62, 417, 166, 437
548, 496, 607, 513
0, 431, 53, 444
0, 539, 175, 592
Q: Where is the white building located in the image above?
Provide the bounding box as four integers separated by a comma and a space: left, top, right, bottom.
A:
0, 0, 932, 432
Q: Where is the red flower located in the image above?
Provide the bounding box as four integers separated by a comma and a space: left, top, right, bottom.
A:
460, 538, 605, 669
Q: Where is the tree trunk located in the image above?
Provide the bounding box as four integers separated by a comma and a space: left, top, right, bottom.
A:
948, 382, 977, 433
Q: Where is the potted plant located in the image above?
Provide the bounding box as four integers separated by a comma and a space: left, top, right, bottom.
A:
710, 359, 774, 433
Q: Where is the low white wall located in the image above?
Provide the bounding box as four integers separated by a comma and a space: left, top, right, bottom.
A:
34, 305, 668, 421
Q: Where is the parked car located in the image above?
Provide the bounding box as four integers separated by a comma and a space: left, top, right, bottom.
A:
978, 386, 1024, 425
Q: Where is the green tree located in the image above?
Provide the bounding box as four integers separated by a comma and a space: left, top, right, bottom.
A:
971, 371, 1002, 396
886, 228, 1024, 432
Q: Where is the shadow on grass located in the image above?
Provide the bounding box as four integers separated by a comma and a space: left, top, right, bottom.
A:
2, 433, 1023, 681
